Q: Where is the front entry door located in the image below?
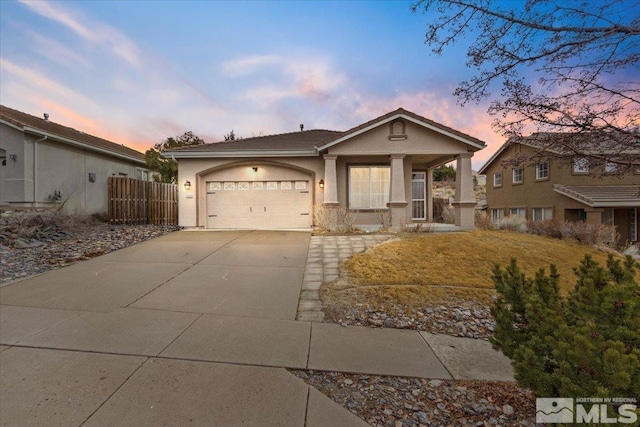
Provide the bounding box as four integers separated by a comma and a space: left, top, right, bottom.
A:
411, 172, 426, 220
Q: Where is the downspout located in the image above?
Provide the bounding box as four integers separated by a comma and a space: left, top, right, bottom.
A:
33, 135, 47, 204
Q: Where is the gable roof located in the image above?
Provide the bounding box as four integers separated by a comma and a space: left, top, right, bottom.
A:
478, 132, 640, 174
317, 108, 486, 151
554, 184, 640, 207
166, 108, 485, 159
0, 105, 145, 165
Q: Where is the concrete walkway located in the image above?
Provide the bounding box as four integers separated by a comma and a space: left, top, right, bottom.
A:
0, 230, 513, 426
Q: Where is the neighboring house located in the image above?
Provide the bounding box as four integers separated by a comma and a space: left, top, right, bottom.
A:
479, 136, 640, 244
166, 108, 485, 230
0, 105, 150, 215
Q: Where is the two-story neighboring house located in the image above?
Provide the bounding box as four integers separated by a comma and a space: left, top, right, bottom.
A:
0, 105, 151, 215
479, 136, 640, 244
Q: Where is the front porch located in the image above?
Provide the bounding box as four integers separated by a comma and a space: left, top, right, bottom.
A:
320, 153, 477, 230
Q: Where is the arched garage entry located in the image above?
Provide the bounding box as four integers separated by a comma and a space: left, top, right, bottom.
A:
199, 161, 314, 229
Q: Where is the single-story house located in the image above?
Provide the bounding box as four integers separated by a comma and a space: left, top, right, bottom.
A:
0, 105, 150, 215
479, 136, 640, 243
166, 108, 486, 230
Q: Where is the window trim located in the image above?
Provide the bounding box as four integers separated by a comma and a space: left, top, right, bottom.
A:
348, 165, 391, 210
493, 172, 503, 187
604, 161, 618, 174
490, 208, 505, 225
531, 206, 553, 221
512, 167, 523, 185
535, 162, 549, 181
572, 157, 589, 175
508, 207, 526, 218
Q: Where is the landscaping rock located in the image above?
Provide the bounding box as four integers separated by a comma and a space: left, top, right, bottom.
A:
0, 213, 179, 284
290, 370, 536, 426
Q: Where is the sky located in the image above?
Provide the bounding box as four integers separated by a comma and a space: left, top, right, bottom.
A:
1, 0, 503, 169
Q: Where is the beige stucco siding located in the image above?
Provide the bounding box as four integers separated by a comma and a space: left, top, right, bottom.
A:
177, 157, 324, 228
328, 120, 471, 156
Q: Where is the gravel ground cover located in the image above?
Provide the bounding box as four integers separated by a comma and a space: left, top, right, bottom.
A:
291, 370, 536, 426
0, 212, 179, 283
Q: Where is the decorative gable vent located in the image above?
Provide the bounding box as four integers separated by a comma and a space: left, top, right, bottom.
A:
389, 119, 407, 140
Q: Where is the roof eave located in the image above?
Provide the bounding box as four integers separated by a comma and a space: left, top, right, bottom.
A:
552, 187, 640, 207
22, 126, 146, 165
318, 113, 485, 151
164, 149, 319, 159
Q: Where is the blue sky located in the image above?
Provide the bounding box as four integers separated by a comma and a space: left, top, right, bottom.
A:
1, 0, 499, 168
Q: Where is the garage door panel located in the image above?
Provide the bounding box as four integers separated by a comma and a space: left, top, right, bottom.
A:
206, 181, 311, 229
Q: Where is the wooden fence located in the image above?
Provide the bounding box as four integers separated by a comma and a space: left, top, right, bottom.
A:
108, 177, 178, 225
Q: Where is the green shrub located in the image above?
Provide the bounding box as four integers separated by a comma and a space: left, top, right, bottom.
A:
490, 255, 640, 399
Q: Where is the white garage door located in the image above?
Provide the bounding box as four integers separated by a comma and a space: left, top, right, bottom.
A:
206, 180, 311, 229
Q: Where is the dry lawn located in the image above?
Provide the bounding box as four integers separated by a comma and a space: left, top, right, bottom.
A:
343, 230, 622, 304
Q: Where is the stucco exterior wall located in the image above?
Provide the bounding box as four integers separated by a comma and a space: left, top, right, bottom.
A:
0, 124, 31, 204
177, 157, 325, 227
483, 143, 640, 241
328, 120, 471, 156
0, 123, 146, 214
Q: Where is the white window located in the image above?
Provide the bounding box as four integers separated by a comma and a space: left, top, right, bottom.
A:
509, 207, 526, 218
605, 162, 618, 174
136, 169, 150, 181
535, 163, 549, 180
512, 168, 523, 184
491, 208, 504, 224
349, 166, 390, 209
532, 207, 553, 221
493, 172, 502, 187
573, 157, 589, 174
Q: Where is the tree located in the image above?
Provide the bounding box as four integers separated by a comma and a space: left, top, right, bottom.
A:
145, 131, 204, 183
433, 164, 456, 181
224, 130, 237, 141
490, 255, 640, 399
412, 0, 640, 174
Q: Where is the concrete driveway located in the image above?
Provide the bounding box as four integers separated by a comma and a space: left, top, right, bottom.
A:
0, 230, 511, 426
0, 230, 368, 426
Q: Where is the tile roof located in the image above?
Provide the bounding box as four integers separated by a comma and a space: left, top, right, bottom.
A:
171, 129, 342, 153
0, 105, 145, 164
167, 107, 486, 156
553, 184, 640, 207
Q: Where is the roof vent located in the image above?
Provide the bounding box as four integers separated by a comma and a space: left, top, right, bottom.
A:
43, 113, 49, 121
300, 124, 304, 132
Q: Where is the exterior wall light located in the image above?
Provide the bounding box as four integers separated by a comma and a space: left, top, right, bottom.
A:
319, 179, 324, 189
252, 167, 259, 172
184, 180, 191, 190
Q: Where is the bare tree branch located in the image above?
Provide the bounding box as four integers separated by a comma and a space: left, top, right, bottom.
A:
413, 0, 640, 175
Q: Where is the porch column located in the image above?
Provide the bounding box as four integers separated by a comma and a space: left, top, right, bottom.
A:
426, 167, 434, 222
323, 155, 339, 206
388, 154, 408, 228
452, 153, 476, 228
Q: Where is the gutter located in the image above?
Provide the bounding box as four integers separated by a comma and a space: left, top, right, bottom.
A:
163, 149, 319, 159
22, 127, 145, 165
